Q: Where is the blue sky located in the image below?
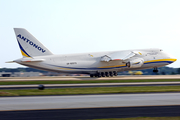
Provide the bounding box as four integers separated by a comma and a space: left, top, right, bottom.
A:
0, 0, 180, 68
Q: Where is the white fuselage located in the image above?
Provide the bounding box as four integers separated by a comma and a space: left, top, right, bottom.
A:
14, 48, 176, 74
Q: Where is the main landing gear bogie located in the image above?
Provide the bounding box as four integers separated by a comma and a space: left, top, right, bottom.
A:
90, 71, 118, 78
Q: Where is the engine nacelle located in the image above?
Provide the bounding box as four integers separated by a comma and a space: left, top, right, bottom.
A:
126, 58, 144, 68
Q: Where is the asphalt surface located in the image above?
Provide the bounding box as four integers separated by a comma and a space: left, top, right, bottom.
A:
1, 82, 180, 90
1, 91, 180, 119
1, 105, 180, 120
1, 93, 180, 110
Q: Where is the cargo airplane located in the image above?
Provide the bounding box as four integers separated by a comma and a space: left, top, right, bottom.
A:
7, 28, 177, 77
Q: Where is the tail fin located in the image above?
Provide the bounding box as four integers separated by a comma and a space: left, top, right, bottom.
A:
14, 28, 53, 58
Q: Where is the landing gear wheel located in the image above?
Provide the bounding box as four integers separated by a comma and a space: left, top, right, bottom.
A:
94, 74, 98, 77
113, 71, 117, 76
109, 71, 113, 77
105, 72, 109, 77
153, 68, 158, 73
98, 73, 101, 77
90, 74, 94, 77
153, 70, 158, 72
101, 72, 105, 77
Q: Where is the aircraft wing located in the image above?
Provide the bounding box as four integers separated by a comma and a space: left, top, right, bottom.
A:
101, 51, 136, 62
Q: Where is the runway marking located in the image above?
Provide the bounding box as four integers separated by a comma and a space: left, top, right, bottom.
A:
1, 75, 180, 81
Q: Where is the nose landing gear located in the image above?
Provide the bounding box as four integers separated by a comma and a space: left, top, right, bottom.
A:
153, 67, 158, 73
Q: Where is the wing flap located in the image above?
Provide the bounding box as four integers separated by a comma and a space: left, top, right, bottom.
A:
121, 52, 136, 60
101, 51, 136, 62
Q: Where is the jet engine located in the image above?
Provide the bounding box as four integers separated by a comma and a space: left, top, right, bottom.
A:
126, 58, 144, 68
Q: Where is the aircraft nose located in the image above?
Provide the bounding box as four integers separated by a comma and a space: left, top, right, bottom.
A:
171, 58, 177, 63
165, 53, 177, 63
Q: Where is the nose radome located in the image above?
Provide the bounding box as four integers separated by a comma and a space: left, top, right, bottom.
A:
163, 51, 177, 63
166, 53, 177, 63
171, 58, 177, 62
169, 55, 176, 61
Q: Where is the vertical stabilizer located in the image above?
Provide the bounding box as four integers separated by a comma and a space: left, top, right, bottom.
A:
14, 28, 53, 58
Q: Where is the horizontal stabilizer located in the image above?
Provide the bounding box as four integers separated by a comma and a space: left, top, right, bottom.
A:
5, 61, 15, 63
21, 58, 45, 62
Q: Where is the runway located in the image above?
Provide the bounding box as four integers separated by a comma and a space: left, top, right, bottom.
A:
1, 81, 180, 90
1, 93, 180, 119
1, 75, 180, 81
1, 93, 180, 111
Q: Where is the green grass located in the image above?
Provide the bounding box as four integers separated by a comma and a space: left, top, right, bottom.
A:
1, 79, 180, 85
0, 86, 180, 96
94, 117, 180, 120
